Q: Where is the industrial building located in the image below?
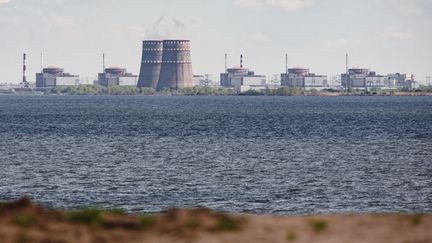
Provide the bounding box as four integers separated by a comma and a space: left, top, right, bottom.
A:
98, 67, 138, 86
36, 67, 79, 88
341, 68, 417, 90
388, 73, 416, 90
220, 55, 267, 93
137, 40, 194, 90
281, 67, 329, 90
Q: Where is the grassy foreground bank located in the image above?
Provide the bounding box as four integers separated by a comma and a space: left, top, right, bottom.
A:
0, 198, 431, 243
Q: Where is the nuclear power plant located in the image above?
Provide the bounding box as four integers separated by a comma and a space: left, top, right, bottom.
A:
138, 40, 194, 90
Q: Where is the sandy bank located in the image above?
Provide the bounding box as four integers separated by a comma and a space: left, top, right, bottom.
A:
0, 198, 430, 243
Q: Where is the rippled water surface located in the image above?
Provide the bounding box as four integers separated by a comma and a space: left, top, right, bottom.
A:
0, 95, 431, 214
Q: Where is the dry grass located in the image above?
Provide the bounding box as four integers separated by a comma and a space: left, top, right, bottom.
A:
0, 198, 431, 243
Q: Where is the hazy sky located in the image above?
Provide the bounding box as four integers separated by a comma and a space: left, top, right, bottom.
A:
1, 0, 431, 83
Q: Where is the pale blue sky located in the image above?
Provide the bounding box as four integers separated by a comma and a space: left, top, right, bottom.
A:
1, 0, 431, 83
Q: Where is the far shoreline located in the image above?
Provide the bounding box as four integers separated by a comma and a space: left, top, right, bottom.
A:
2, 85, 432, 97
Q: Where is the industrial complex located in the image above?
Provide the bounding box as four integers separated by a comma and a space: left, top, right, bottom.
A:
2, 47, 425, 93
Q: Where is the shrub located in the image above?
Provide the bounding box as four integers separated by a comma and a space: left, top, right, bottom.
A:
411, 214, 423, 226
185, 218, 200, 229
216, 216, 239, 231
139, 214, 156, 229
286, 231, 297, 241
13, 214, 35, 228
309, 219, 327, 233
67, 208, 102, 224
239, 90, 263, 96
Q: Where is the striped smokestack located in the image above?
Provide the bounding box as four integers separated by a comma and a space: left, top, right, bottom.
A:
23, 53, 27, 84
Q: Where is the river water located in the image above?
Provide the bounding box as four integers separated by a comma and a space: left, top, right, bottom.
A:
0, 95, 431, 214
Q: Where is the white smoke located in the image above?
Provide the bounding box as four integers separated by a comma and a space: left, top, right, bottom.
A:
233, 0, 314, 11
145, 15, 186, 39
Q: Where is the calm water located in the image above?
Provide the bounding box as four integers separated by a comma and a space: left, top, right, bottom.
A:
0, 95, 431, 214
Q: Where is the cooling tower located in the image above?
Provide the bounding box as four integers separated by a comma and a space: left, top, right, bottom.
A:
137, 41, 163, 89
157, 40, 194, 90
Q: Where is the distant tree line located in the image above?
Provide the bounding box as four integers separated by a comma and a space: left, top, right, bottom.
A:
49, 85, 235, 96
47, 84, 432, 96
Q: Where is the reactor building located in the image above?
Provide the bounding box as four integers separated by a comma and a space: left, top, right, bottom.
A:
36, 67, 79, 88
281, 67, 329, 90
98, 67, 138, 86
341, 68, 417, 90
137, 40, 194, 90
220, 54, 267, 93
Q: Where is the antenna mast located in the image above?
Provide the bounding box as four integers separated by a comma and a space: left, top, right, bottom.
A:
345, 53, 349, 89
225, 53, 228, 73
103, 53, 106, 73
40, 53, 44, 72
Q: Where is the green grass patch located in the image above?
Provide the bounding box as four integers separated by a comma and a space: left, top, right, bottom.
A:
139, 214, 156, 229
286, 231, 297, 241
216, 216, 239, 231
67, 208, 103, 224
185, 218, 201, 229
13, 214, 35, 228
411, 214, 423, 226
309, 219, 328, 233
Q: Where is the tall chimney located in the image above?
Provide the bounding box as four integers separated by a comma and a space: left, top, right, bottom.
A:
22, 53, 27, 84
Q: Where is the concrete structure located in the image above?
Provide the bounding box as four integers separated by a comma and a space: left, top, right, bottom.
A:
341, 68, 370, 88
36, 67, 79, 88
342, 68, 417, 90
304, 75, 329, 91
365, 74, 393, 89
98, 67, 138, 86
220, 67, 249, 87
138, 40, 194, 90
281, 67, 329, 90
137, 41, 163, 89
388, 73, 417, 90
221, 67, 250, 88
157, 40, 194, 90
220, 55, 267, 93
231, 75, 267, 93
